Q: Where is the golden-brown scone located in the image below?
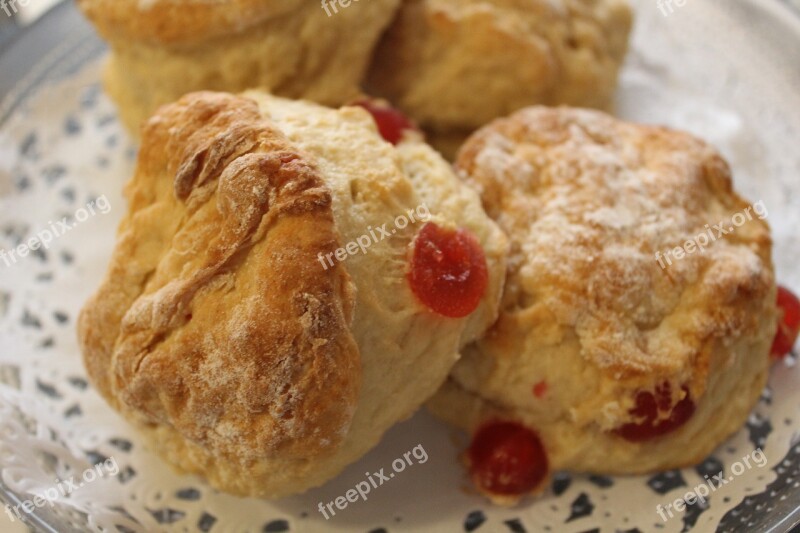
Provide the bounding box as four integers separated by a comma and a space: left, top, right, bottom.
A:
427, 106, 777, 503
366, 0, 633, 155
78, 91, 507, 497
77, 0, 401, 135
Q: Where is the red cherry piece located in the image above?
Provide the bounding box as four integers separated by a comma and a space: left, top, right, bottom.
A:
408, 222, 488, 318
467, 421, 549, 497
771, 285, 800, 359
353, 100, 417, 145
533, 381, 548, 398
615, 382, 695, 442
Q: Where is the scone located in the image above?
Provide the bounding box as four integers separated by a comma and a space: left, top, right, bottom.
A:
427, 106, 777, 503
366, 0, 633, 157
77, 91, 508, 497
77, 0, 400, 134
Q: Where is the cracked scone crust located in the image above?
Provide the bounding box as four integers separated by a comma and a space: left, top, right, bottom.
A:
366, 0, 633, 138
78, 92, 507, 497
79, 93, 361, 492
78, 0, 400, 134
428, 107, 776, 479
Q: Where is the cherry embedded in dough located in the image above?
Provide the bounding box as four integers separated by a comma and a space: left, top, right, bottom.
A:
533, 381, 548, 398
407, 222, 488, 318
353, 99, 417, 145
615, 382, 695, 442
467, 420, 549, 497
771, 285, 800, 359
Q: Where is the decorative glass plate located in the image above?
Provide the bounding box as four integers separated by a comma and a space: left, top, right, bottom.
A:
1, 1, 799, 531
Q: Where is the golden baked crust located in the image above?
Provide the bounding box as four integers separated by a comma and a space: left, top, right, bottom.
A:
367, 0, 633, 134
79, 91, 508, 497
78, 92, 361, 464
428, 106, 776, 490
77, 0, 299, 45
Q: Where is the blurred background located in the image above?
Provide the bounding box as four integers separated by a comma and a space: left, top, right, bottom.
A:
0, 0, 59, 50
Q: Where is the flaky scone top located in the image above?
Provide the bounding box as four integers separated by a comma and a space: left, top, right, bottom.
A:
457, 106, 774, 394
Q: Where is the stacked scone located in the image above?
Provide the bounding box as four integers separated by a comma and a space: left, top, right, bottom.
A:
77, 0, 633, 151
75, 0, 797, 506
367, 0, 633, 156
77, 0, 402, 134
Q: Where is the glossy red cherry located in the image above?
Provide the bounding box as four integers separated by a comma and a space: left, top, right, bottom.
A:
407, 222, 488, 318
352, 100, 418, 145
467, 421, 549, 497
615, 382, 695, 442
771, 285, 800, 359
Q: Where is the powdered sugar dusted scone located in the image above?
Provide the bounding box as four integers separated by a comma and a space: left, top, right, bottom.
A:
77, 0, 400, 134
78, 91, 507, 497
366, 0, 633, 156
427, 106, 777, 503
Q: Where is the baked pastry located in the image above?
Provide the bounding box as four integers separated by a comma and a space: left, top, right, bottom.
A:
427, 106, 777, 503
366, 0, 633, 157
77, 91, 508, 497
77, 0, 401, 134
